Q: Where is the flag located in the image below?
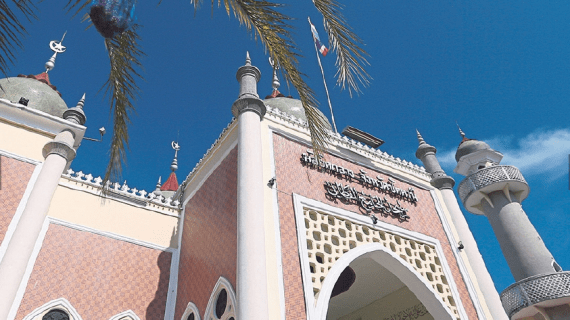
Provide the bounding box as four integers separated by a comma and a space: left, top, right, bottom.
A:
310, 22, 329, 56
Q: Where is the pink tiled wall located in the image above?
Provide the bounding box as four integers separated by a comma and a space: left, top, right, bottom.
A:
15, 223, 171, 320
273, 134, 479, 319
0, 156, 35, 246
175, 148, 238, 319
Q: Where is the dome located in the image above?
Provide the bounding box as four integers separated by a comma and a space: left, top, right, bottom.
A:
455, 139, 492, 162
263, 97, 332, 130
0, 76, 67, 117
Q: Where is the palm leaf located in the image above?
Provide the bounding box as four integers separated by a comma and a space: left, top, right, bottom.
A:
0, 1, 37, 77
313, 0, 371, 96
101, 24, 144, 195
201, 0, 331, 158
64, 0, 90, 19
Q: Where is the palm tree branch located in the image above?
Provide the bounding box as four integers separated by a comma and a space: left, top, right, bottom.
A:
313, 0, 371, 96
0, 1, 37, 76
101, 24, 144, 195
220, 0, 330, 158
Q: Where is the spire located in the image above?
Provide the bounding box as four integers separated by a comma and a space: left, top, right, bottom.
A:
44, 31, 67, 73
232, 51, 265, 118
416, 129, 426, 146
63, 93, 87, 125
161, 141, 180, 192
170, 141, 180, 172
245, 51, 251, 66
265, 57, 286, 99
153, 176, 163, 195
456, 122, 469, 143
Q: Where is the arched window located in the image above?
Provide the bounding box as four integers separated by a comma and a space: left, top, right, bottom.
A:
204, 277, 236, 320
181, 302, 201, 320
22, 298, 82, 320
42, 309, 69, 320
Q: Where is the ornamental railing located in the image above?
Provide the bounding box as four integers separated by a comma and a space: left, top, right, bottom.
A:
457, 165, 527, 204
500, 271, 570, 318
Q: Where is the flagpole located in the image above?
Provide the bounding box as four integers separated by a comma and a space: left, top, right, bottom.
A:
309, 17, 338, 133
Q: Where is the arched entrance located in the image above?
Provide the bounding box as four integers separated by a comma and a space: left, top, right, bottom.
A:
314, 243, 454, 320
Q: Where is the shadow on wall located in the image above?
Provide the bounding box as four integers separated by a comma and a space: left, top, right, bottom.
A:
146, 249, 172, 319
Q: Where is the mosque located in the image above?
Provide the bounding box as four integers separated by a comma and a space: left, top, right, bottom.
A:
0, 36, 569, 320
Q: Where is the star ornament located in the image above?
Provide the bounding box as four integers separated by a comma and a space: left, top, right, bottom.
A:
49, 40, 66, 53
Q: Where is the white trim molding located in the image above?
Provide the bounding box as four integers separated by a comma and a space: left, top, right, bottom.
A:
108, 309, 141, 320
21, 297, 83, 320
0, 162, 43, 264
180, 302, 201, 320
203, 277, 237, 320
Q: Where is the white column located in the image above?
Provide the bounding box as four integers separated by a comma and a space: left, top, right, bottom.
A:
232, 53, 269, 319
0, 130, 76, 320
439, 189, 508, 320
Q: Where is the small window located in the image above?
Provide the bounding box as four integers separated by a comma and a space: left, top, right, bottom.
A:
42, 309, 70, 320
186, 313, 195, 320
215, 289, 228, 318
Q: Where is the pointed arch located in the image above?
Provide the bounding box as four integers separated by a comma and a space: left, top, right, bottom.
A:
108, 310, 141, 320
203, 277, 237, 320
181, 302, 201, 320
314, 243, 455, 320
22, 298, 82, 320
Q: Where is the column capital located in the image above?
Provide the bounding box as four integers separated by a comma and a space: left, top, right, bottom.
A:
430, 172, 455, 189
232, 97, 266, 118
42, 141, 76, 161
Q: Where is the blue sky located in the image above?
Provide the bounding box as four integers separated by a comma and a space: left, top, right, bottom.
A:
8, 1, 570, 296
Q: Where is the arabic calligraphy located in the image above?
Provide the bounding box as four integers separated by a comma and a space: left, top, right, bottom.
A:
301, 150, 418, 203
324, 181, 410, 221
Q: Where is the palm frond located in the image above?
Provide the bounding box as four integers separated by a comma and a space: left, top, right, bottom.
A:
313, 0, 371, 96
219, 0, 331, 158
101, 24, 144, 195
64, 0, 91, 19
0, 1, 37, 77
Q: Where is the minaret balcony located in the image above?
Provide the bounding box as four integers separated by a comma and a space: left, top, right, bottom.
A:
500, 271, 570, 318
458, 165, 529, 215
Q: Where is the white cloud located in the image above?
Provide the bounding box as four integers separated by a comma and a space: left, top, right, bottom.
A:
438, 128, 570, 179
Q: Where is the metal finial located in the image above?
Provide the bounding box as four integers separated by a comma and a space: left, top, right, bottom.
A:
45, 31, 67, 73
76, 93, 86, 109
171, 141, 180, 172
416, 129, 426, 145
156, 176, 162, 188
456, 122, 466, 138
245, 51, 251, 66
269, 57, 280, 91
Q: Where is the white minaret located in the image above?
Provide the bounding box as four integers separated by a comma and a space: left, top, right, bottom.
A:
454, 128, 569, 319
415, 130, 508, 320
231, 52, 269, 319
0, 90, 85, 320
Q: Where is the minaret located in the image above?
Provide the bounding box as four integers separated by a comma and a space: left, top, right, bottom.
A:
415, 130, 508, 320
0, 33, 85, 317
453, 128, 569, 319
231, 52, 269, 319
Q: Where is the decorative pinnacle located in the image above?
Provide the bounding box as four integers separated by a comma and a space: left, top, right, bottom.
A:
416, 129, 426, 145
269, 57, 280, 91
456, 122, 466, 139
45, 31, 67, 73
76, 93, 86, 109
171, 141, 180, 172
245, 51, 251, 66
156, 176, 162, 188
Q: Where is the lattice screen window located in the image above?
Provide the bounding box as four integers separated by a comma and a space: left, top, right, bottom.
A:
303, 208, 460, 319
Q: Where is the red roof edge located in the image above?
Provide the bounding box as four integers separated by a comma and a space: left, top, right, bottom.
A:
161, 172, 179, 191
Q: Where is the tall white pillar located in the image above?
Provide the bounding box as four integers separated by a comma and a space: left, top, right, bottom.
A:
0, 131, 76, 319
415, 131, 508, 320
232, 53, 269, 319
0, 99, 85, 320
